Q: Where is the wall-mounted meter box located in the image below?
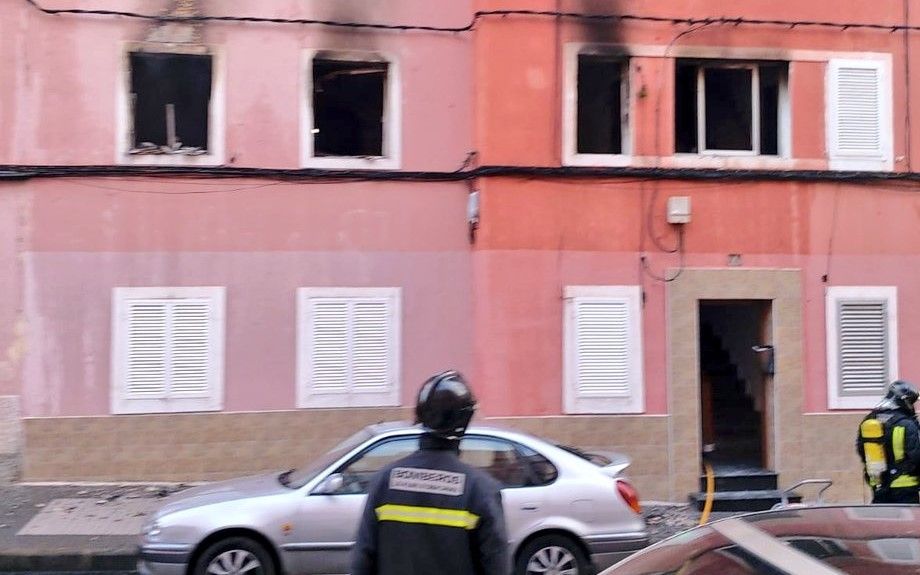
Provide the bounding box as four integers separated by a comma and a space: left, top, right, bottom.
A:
667, 196, 691, 224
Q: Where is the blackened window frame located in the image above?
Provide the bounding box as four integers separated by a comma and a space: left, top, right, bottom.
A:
302, 50, 400, 170
129, 51, 213, 152
575, 53, 627, 156
563, 44, 632, 167
117, 44, 224, 166
675, 59, 788, 158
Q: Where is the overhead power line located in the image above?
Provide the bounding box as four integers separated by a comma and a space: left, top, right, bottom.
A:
22, 1, 920, 33
2, 164, 920, 185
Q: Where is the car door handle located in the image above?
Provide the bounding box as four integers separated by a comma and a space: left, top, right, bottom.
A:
521, 504, 539, 511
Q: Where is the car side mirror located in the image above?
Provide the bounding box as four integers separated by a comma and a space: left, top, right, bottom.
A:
312, 473, 344, 495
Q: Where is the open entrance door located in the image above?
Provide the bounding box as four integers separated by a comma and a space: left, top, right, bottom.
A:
699, 300, 771, 471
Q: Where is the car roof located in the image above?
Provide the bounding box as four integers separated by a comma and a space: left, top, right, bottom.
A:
606, 504, 920, 575
365, 420, 526, 436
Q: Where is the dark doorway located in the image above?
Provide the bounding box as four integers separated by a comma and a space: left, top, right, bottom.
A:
699, 300, 771, 471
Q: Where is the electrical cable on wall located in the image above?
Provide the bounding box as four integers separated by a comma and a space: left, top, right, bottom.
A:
641, 226, 686, 283
641, 21, 715, 260
22, 0, 920, 33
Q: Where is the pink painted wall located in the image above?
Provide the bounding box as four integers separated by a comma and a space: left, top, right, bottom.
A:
0, 189, 25, 397
475, 0, 919, 170
0, 1, 479, 418
20, 178, 473, 417
473, 178, 920, 416
0, 0, 473, 170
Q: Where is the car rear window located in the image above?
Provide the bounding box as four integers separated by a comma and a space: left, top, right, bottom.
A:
556, 444, 612, 466
518, 444, 558, 485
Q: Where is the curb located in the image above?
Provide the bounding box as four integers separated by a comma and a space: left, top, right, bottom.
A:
0, 551, 136, 572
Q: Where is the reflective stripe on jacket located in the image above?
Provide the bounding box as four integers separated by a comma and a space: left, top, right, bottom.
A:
352, 440, 509, 575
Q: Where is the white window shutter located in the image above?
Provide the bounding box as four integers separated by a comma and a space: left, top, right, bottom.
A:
351, 300, 392, 392
574, 300, 631, 397
564, 286, 644, 414
125, 301, 169, 398
309, 299, 351, 394
169, 300, 212, 396
828, 59, 892, 170
112, 287, 225, 415
298, 288, 401, 408
838, 301, 888, 396
826, 286, 898, 409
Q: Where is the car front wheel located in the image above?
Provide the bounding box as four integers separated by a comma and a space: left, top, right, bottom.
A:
516, 534, 591, 575
193, 536, 276, 575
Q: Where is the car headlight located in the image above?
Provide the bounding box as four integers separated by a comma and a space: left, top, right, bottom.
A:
142, 520, 162, 539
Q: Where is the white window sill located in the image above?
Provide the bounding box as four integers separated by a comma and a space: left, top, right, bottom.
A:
828, 158, 893, 172
112, 397, 222, 415
664, 154, 797, 170
563, 153, 633, 168
301, 156, 400, 170
828, 396, 883, 410
116, 151, 225, 167
564, 399, 645, 415
299, 393, 400, 409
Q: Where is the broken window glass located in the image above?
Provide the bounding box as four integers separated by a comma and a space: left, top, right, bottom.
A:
675, 61, 786, 155
129, 52, 212, 154
576, 54, 624, 155
312, 58, 388, 158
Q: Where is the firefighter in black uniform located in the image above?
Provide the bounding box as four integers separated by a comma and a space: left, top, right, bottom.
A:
856, 380, 920, 504
352, 370, 509, 575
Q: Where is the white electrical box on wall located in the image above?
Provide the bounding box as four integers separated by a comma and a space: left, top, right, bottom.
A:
667, 196, 691, 224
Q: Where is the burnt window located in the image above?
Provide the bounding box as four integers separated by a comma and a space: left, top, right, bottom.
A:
675, 61, 786, 155
312, 58, 388, 158
129, 52, 212, 153
576, 54, 625, 155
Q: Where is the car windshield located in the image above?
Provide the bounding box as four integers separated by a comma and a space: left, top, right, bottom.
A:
282, 428, 373, 489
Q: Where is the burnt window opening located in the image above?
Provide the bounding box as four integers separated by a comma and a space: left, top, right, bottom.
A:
312, 58, 388, 158
576, 54, 625, 155
129, 52, 212, 154
675, 61, 786, 155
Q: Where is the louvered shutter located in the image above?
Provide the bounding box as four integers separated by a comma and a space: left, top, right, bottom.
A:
125, 301, 169, 397
351, 299, 392, 392
169, 300, 211, 396
564, 286, 644, 414
828, 60, 891, 167
574, 300, 630, 397
309, 299, 351, 394
838, 300, 888, 397
299, 288, 400, 408
114, 287, 225, 414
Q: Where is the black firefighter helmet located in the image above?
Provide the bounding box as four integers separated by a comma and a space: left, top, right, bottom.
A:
885, 380, 920, 413
415, 370, 477, 439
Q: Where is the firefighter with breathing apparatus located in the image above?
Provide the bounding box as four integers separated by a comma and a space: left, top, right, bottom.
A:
856, 380, 920, 504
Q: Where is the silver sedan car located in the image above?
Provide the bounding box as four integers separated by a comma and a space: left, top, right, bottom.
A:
138, 422, 649, 575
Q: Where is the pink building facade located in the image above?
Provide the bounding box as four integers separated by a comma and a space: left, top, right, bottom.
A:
1, 0, 918, 502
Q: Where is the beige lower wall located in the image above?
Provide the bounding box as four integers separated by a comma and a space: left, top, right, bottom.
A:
23, 408, 411, 482
801, 413, 873, 504
22, 411, 671, 500
0, 396, 21, 482
0, 396, 19, 456
21, 410, 871, 503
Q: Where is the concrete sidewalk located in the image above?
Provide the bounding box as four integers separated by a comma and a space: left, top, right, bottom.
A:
0, 483, 189, 572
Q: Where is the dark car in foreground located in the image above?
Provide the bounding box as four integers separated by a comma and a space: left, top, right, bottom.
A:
601, 504, 920, 575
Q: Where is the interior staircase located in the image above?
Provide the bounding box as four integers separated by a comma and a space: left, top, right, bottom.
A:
691, 322, 799, 511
